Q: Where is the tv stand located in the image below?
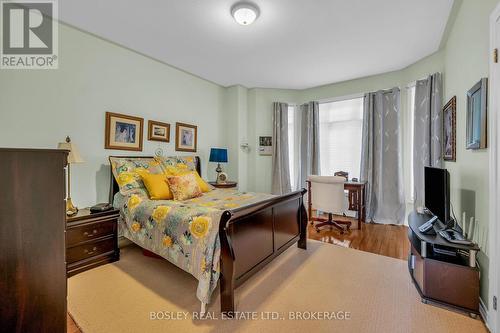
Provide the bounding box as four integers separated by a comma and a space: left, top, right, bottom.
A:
407, 211, 480, 317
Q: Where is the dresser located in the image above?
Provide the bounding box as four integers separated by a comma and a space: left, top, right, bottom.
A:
0, 148, 68, 333
66, 208, 120, 277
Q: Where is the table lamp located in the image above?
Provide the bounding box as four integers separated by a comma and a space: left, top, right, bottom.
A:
58, 136, 84, 216
209, 148, 228, 184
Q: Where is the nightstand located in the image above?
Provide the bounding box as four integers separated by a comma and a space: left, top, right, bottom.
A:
66, 208, 120, 277
209, 181, 238, 189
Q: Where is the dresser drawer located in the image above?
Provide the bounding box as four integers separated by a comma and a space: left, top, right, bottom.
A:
67, 219, 115, 246
67, 238, 115, 264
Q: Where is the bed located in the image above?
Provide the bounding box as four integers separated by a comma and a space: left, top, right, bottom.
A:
109, 155, 307, 314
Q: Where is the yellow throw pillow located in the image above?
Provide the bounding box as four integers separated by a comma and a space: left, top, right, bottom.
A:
166, 173, 202, 201
140, 173, 173, 200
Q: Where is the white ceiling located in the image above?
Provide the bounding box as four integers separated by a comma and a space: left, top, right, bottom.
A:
58, 0, 454, 89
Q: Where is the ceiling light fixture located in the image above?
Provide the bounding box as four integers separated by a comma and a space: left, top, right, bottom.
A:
231, 2, 259, 26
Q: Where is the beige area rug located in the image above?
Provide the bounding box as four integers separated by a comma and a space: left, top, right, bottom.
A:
68, 241, 486, 333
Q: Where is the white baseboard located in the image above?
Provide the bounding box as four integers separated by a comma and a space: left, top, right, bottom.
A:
480, 297, 491, 331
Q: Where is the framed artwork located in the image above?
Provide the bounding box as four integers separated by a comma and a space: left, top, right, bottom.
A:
258, 136, 272, 156
105, 112, 144, 151
443, 96, 456, 161
148, 120, 170, 142
175, 122, 197, 152
466, 78, 488, 150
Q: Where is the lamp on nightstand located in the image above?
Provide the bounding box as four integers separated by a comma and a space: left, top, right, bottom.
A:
58, 136, 84, 216
209, 148, 228, 184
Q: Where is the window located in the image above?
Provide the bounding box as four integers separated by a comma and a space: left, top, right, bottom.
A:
407, 84, 416, 202
319, 98, 364, 179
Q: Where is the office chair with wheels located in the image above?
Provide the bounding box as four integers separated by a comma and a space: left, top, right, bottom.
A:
307, 175, 352, 234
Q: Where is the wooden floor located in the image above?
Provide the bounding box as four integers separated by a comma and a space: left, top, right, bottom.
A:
67, 215, 409, 332
307, 215, 410, 260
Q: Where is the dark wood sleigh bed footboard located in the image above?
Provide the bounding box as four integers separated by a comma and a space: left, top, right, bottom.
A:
108, 156, 307, 315
219, 189, 308, 314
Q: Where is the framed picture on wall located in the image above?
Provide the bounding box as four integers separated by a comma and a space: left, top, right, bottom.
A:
105, 112, 144, 151
148, 120, 170, 142
258, 136, 272, 156
466, 78, 488, 150
175, 122, 197, 152
443, 96, 456, 161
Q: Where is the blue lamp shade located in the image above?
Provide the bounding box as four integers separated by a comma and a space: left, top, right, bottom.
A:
209, 148, 228, 163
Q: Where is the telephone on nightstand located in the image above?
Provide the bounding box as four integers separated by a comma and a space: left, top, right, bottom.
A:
90, 203, 113, 213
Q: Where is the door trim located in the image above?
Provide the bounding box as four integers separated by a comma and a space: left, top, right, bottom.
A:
489, 3, 500, 332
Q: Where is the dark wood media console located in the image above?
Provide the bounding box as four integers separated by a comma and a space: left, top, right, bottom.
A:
407, 211, 480, 317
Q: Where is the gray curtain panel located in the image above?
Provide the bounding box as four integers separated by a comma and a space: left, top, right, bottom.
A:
413, 73, 443, 212
271, 102, 291, 195
296, 101, 321, 190
360, 88, 405, 225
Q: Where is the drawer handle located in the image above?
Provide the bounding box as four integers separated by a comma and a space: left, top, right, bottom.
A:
84, 246, 97, 255
83, 229, 98, 237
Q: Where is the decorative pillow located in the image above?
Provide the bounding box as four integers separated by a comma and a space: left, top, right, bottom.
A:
140, 173, 173, 200
166, 173, 202, 201
156, 156, 197, 172
110, 157, 164, 195
166, 169, 212, 193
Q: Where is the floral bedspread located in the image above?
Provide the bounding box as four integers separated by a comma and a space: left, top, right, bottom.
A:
114, 188, 275, 304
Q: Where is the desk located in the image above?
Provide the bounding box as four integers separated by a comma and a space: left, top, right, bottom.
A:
344, 181, 366, 229
306, 180, 366, 230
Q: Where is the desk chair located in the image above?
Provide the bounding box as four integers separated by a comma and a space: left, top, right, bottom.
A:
334, 171, 348, 180
307, 175, 352, 234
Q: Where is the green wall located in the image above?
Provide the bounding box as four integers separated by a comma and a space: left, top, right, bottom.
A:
0, 23, 226, 207
441, 0, 500, 307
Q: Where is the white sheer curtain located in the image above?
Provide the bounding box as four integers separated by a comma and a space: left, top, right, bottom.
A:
318, 98, 364, 179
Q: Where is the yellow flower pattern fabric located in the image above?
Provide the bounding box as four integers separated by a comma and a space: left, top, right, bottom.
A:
152, 205, 171, 222
162, 235, 173, 247
113, 187, 275, 305
127, 194, 142, 212
156, 156, 198, 172
167, 173, 202, 201
110, 157, 164, 195
189, 216, 211, 239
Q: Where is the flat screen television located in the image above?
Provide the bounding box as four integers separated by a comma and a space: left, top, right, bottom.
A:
424, 166, 450, 223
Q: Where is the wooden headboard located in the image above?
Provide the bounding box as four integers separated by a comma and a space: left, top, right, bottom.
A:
108, 155, 202, 203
